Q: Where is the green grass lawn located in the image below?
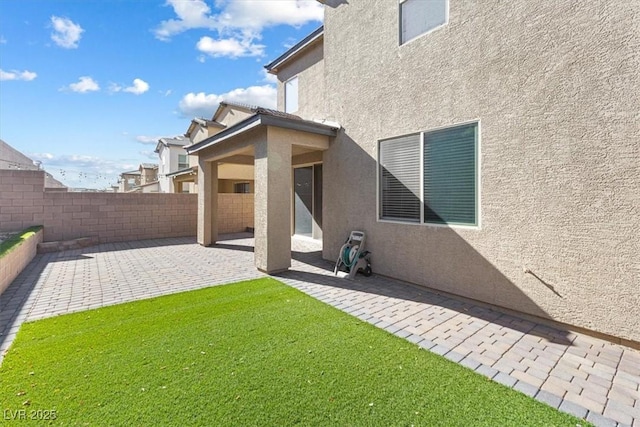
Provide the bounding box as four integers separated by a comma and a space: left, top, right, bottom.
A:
1, 278, 586, 426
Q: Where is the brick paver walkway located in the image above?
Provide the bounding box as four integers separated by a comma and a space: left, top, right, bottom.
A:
1, 234, 638, 426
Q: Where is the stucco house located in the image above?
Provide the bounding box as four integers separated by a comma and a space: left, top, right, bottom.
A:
178, 102, 261, 195
155, 136, 193, 193
186, 0, 639, 346
117, 163, 159, 193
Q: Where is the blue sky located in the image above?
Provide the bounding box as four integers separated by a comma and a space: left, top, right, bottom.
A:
0, 0, 323, 189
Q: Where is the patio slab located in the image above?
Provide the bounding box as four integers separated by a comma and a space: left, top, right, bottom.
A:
0, 234, 638, 427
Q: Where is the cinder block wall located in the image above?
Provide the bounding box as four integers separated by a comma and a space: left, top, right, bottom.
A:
41, 192, 197, 242
1, 170, 254, 242
0, 170, 46, 231
218, 193, 254, 234
0, 170, 197, 243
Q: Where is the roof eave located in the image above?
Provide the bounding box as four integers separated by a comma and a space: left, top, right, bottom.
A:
264, 26, 324, 74
185, 113, 338, 155
166, 166, 198, 178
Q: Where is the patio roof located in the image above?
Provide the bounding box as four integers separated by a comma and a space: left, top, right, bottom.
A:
185, 107, 338, 155
166, 166, 197, 178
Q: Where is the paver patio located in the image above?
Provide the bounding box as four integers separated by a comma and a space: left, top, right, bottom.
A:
1, 234, 638, 427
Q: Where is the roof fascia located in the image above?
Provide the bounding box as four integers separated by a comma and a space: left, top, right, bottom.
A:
186, 113, 337, 154
264, 26, 324, 74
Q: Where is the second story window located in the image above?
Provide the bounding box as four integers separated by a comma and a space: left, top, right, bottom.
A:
178, 154, 189, 170
400, 0, 448, 45
285, 76, 299, 113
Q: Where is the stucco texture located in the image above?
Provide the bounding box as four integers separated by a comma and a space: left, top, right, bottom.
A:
320, 1, 639, 342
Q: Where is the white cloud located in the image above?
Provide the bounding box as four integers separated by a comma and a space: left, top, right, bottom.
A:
0, 36, 7, 44
139, 150, 158, 160
261, 69, 278, 84
135, 135, 162, 144
0, 69, 37, 81
50, 16, 84, 49
154, 0, 216, 41
217, 0, 324, 31
124, 78, 150, 95
196, 36, 264, 58
154, 0, 323, 59
30, 152, 136, 189
111, 78, 150, 95
62, 76, 100, 93
178, 84, 277, 118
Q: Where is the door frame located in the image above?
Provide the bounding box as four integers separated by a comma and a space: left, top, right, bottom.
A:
292, 162, 322, 240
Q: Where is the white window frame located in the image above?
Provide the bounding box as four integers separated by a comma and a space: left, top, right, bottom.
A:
377, 120, 481, 230
178, 154, 189, 170
285, 76, 299, 113
399, 0, 449, 46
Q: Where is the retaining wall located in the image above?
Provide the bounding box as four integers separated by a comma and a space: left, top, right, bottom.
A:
0, 227, 43, 295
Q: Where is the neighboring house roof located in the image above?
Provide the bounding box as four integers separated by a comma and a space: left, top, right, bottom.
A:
185, 107, 338, 154
140, 163, 158, 170
155, 135, 190, 153
185, 118, 226, 139
43, 173, 68, 189
264, 26, 324, 74
137, 181, 159, 188
166, 166, 198, 178
211, 101, 258, 122
0, 138, 67, 189
0, 138, 37, 170
121, 170, 141, 176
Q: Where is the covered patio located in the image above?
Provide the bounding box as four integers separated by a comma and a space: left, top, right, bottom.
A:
186, 107, 337, 274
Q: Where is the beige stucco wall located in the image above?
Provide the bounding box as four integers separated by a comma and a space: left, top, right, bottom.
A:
320, 1, 640, 342
277, 39, 326, 120
218, 163, 254, 181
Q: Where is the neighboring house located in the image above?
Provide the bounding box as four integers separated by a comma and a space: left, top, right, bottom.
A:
117, 163, 158, 193
186, 1, 639, 345
0, 139, 67, 191
185, 117, 225, 145
118, 169, 140, 192
155, 136, 193, 193
178, 102, 259, 195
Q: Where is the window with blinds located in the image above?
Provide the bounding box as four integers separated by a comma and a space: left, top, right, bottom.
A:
379, 122, 478, 226
379, 134, 421, 222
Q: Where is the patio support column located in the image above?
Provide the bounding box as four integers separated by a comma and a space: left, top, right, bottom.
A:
254, 138, 291, 273
197, 158, 218, 246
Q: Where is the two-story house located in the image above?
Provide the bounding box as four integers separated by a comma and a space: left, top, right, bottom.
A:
117, 163, 159, 193
155, 136, 192, 193
186, 0, 639, 346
